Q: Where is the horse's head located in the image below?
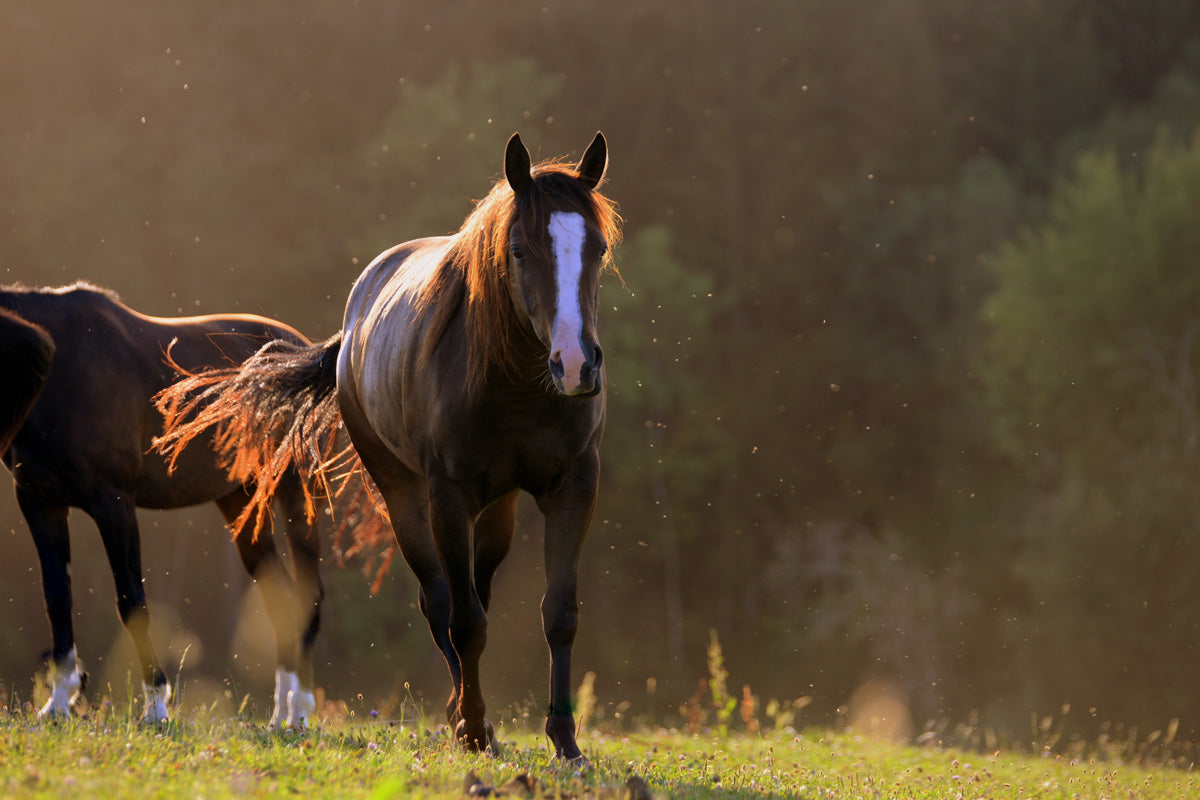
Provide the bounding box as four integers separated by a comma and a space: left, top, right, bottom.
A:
504, 132, 610, 398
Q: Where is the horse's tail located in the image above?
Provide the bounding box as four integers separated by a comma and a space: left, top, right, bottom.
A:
154, 332, 352, 540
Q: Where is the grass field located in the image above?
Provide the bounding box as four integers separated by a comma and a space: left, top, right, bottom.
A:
0, 693, 1196, 800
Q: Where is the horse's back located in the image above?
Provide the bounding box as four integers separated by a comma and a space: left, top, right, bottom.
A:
137, 309, 309, 376
342, 237, 452, 338
14, 286, 304, 406
3, 285, 307, 509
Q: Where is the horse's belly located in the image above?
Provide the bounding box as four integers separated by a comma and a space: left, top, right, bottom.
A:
134, 449, 234, 510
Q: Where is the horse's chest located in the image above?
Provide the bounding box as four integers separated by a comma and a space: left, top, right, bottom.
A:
435, 412, 595, 498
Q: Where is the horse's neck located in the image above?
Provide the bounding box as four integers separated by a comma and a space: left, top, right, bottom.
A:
0, 289, 31, 317
0, 288, 56, 320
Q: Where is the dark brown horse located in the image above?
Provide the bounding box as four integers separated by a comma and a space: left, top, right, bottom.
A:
0, 283, 323, 728
155, 132, 620, 759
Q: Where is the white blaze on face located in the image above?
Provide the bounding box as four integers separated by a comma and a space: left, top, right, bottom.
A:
548, 210, 588, 392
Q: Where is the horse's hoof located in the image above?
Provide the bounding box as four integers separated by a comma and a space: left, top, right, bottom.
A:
544, 714, 583, 761
37, 707, 70, 724
287, 687, 316, 732
271, 668, 311, 731
40, 652, 84, 720
558, 753, 591, 772
38, 693, 77, 721
140, 681, 172, 726
455, 719, 498, 753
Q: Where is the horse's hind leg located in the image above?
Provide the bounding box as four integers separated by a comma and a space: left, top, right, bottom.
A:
338, 400, 465, 729
17, 489, 84, 718
88, 491, 169, 724
215, 490, 310, 730
377, 470, 464, 726
329, 456, 463, 728
276, 471, 324, 731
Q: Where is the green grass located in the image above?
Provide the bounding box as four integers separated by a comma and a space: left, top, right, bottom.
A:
0, 698, 1196, 799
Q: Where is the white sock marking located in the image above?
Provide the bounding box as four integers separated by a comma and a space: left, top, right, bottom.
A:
270, 667, 298, 729
141, 680, 171, 725
38, 648, 82, 719
288, 683, 316, 731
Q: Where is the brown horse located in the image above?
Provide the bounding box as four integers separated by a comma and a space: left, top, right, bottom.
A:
155, 132, 620, 759
0, 283, 323, 728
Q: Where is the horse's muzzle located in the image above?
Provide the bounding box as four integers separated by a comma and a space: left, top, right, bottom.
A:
549, 342, 602, 397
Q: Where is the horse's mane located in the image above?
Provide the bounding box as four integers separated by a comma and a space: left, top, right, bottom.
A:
415, 159, 622, 384
0, 280, 120, 301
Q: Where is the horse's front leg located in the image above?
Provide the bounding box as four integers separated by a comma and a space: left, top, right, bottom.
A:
17, 489, 84, 719
428, 478, 495, 752
535, 449, 600, 762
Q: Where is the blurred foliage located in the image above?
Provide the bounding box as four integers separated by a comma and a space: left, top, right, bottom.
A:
4, 0, 1200, 740
983, 130, 1200, 727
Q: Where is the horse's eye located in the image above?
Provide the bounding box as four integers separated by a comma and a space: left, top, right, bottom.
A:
510, 245, 525, 262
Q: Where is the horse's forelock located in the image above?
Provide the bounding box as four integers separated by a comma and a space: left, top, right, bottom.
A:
518, 165, 621, 265
420, 158, 622, 386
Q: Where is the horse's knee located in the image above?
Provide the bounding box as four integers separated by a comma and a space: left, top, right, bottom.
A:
115, 593, 149, 628
418, 583, 451, 624
449, 604, 487, 659
42, 583, 72, 624
541, 598, 578, 648
36, 557, 73, 618
236, 535, 278, 578
300, 585, 324, 649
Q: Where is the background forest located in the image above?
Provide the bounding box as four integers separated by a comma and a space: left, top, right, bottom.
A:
3, 0, 1200, 742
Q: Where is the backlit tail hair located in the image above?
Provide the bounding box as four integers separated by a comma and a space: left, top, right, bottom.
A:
153, 333, 395, 588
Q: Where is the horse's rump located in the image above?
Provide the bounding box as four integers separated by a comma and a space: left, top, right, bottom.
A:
154, 333, 394, 583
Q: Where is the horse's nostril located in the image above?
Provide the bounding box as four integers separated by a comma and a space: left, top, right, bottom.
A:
579, 345, 602, 381
548, 353, 565, 378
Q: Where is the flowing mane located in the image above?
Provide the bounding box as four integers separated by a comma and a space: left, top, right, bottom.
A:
417, 158, 622, 382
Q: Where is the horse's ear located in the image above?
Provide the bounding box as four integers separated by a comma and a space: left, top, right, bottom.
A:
575, 131, 608, 190
505, 133, 532, 193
